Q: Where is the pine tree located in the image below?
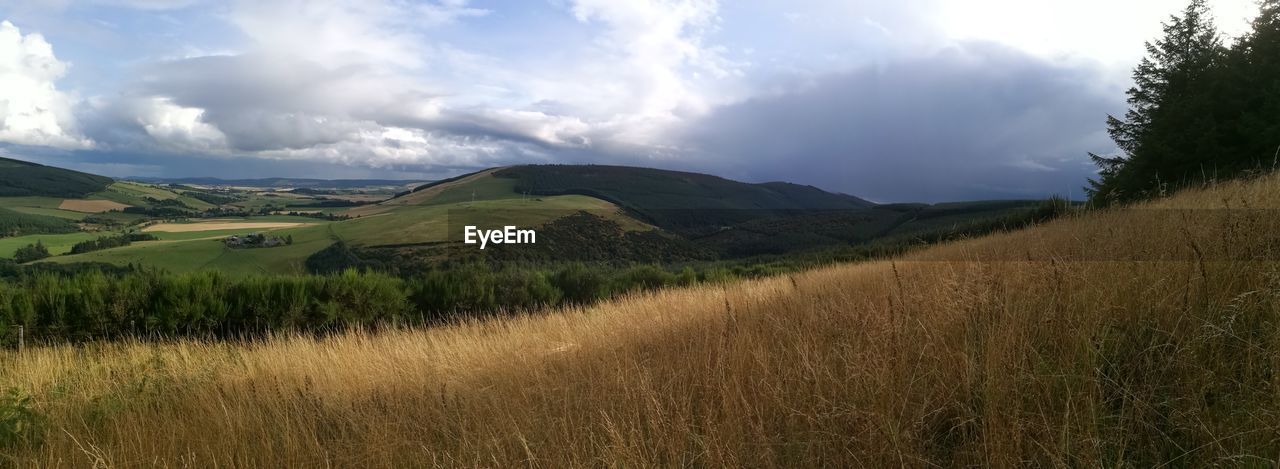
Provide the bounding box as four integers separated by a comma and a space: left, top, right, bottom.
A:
1231, 0, 1280, 170
1088, 0, 1224, 204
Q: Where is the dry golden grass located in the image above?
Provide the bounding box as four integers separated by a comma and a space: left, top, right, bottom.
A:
4, 174, 1280, 467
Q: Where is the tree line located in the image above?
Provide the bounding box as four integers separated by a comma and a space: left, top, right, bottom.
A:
1089, 0, 1280, 203
0, 263, 786, 346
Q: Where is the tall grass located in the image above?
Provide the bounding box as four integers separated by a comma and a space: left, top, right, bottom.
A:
3, 174, 1280, 466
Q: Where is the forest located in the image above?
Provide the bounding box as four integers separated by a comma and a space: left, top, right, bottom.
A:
1088, 0, 1280, 203
0, 208, 78, 237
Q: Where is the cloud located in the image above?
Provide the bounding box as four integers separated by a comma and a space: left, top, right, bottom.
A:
0, 0, 1189, 202
0, 0, 203, 11
130, 97, 227, 152
679, 42, 1120, 202
82, 0, 738, 170
0, 20, 90, 149
92, 0, 204, 10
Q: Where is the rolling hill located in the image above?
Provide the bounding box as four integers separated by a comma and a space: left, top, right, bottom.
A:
339, 165, 1053, 267
0, 156, 113, 197
130, 177, 426, 190
4, 159, 1055, 274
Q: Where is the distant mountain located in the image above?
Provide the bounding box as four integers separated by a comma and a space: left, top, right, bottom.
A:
128, 177, 427, 189
0, 156, 114, 198
494, 165, 873, 210
489, 165, 875, 229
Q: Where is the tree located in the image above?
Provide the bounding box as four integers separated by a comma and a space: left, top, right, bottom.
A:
1088, 0, 1225, 204
13, 241, 50, 264
1226, 0, 1280, 170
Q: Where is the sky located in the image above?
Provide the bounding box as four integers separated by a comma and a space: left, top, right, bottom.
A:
0, 0, 1263, 202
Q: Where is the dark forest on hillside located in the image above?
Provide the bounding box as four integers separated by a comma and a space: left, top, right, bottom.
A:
0, 157, 113, 198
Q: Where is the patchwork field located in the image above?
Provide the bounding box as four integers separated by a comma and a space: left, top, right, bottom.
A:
48, 218, 336, 275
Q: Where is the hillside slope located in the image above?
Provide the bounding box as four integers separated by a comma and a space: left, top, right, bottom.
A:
7, 160, 1048, 273
494, 165, 873, 210
492, 165, 876, 229
0, 156, 113, 197
4, 173, 1278, 465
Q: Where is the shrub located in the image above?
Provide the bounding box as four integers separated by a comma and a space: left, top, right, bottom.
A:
614, 264, 674, 293
0, 388, 43, 449
12, 242, 50, 264
552, 264, 607, 305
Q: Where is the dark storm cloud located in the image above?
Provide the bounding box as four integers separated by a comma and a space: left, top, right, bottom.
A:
680, 42, 1122, 202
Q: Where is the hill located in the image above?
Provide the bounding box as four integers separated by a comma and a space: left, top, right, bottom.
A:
485, 165, 869, 228
130, 177, 426, 190
339, 165, 1050, 267
0, 156, 113, 198
2, 168, 1276, 466
6, 160, 1052, 274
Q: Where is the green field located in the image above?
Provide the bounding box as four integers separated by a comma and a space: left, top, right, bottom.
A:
336, 194, 640, 247
0, 196, 66, 209
90, 181, 180, 205
44, 190, 632, 274
0, 232, 102, 258
49, 221, 336, 275
426, 175, 521, 205
7, 206, 88, 220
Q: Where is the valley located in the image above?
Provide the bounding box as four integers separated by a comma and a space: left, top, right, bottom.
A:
1, 159, 1055, 276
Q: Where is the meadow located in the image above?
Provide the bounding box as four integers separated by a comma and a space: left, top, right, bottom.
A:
0, 170, 1278, 466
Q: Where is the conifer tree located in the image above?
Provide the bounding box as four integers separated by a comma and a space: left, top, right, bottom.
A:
1088, 0, 1224, 203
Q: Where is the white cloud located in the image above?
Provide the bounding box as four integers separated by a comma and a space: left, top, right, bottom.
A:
0, 20, 90, 149
566, 0, 733, 116
229, 0, 486, 70
254, 126, 540, 170
132, 97, 227, 152
105, 0, 741, 169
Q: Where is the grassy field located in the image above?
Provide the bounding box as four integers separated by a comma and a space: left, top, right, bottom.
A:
48, 218, 336, 275
2, 173, 1279, 465
5, 206, 88, 221
0, 232, 101, 258
89, 181, 178, 205
336, 194, 643, 247
0, 196, 66, 210
40, 193, 632, 274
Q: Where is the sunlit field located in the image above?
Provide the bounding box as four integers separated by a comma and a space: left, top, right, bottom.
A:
3, 173, 1280, 467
